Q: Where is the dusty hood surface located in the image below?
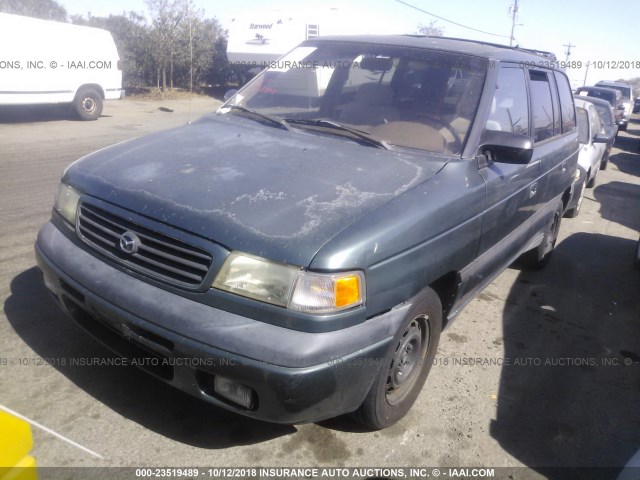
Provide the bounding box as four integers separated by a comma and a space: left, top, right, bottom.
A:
64, 113, 448, 266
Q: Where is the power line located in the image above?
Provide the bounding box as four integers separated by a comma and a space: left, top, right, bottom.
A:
396, 0, 511, 38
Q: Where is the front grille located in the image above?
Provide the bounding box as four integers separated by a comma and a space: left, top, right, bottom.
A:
77, 202, 214, 289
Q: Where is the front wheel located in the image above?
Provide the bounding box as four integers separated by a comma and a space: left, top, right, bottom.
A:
73, 87, 103, 121
586, 166, 598, 188
565, 180, 585, 218
354, 287, 442, 429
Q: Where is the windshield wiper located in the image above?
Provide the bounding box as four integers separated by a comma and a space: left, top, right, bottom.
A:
284, 119, 390, 150
225, 105, 291, 131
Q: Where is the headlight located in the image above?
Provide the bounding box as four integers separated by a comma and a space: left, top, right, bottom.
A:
54, 183, 81, 224
213, 252, 300, 307
213, 252, 365, 313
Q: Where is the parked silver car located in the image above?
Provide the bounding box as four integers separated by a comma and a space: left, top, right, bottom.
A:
565, 97, 608, 217
578, 95, 618, 170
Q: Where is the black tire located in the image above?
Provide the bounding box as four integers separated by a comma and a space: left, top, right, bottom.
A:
518, 202, 563, 270
73, 88, 103, 121
635, 239, 640, 271
354, 287, 442, 430
564, 180, 585, 218
586, 167, 598, 188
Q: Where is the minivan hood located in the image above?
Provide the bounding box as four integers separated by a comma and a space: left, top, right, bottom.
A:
64, 113, 448, 266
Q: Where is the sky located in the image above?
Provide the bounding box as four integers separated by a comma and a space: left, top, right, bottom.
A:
57, 0, 640, 89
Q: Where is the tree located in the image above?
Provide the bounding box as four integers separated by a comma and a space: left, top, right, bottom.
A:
146, 0, 189, 91
33, 0, 232, 91
145, 0, 228, 91
417, 21, 444, 37
0, 0, 67, 21
72, 12, 154, 89
183, 17, 226, 89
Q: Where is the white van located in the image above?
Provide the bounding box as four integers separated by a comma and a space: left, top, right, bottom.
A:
0, 13, 123, 120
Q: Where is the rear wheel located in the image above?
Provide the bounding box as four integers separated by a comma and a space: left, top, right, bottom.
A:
354, 287, 442, 429
518, 203, 563, 270
73, 87, 103, 121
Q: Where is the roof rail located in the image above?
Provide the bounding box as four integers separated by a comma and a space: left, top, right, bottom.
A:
403, 35, 558, 61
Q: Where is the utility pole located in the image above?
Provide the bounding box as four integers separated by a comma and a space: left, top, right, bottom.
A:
509, 0, 519, 47
583, 62, 590, 86
189, 16, 193, 93
563, 42, 576, 64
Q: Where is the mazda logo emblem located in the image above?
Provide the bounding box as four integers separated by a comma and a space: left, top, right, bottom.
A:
119, 231, 140, 254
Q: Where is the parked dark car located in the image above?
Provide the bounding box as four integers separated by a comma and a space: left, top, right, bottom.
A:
634, 97, 640, 114
578, 95, 618, 170
596, 80, 633, 130
575, 86, 625, 127
35, 36, 579, 429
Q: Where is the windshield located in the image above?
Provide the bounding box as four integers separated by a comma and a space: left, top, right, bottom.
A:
593, 104, 614, 126
578, 88, 615, 105
221, 42, 488, 154
599, 83, 631, 99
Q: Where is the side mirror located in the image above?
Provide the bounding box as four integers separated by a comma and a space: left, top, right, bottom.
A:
478, 130, 534, 165
593, 133, 609, 144
617, 105, 625, 110
224, 89, 239, 101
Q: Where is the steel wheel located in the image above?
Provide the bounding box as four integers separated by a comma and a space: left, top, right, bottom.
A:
80, 96, 97, 115
73, 87, 103, 121
386, 316, 430, 405
354, 287, 442, 429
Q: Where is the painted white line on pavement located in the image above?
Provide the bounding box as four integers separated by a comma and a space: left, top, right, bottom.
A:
0, 404, 104, 459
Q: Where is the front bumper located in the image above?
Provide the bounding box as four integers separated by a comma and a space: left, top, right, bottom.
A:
567, 167, 586, 213
35, 221, 406, 424
105, 88, 124, 101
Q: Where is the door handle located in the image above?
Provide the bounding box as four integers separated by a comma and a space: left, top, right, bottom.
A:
562, 161, 568, 172
529, 183, 538, 198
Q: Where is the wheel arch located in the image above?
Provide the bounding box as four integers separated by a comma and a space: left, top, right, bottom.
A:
75, 84, 105, 99
429, 271, 459, 328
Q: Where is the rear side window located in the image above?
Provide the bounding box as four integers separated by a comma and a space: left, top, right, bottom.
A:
548, 74, 562, 135
529, 70, 554, 142
485, 67, 529, 136
555, 72, 576, 132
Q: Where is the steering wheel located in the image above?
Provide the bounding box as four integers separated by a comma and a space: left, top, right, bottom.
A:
411, 114, 463, 154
